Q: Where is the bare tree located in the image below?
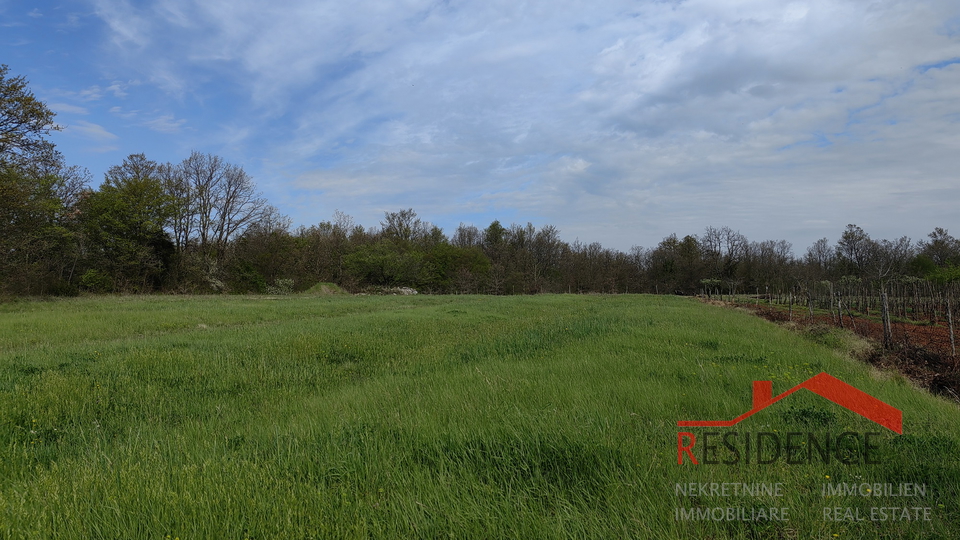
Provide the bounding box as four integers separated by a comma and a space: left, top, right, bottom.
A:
216, 162, 267, 253
804, 238, 835, 277
52, 164, 92, 214
531, 224, 562, 287
702, 225, 748, 279
381, 208, 428, 244
629, 245, 648, 274
157, 161, 192, 252
836, 224, 872, 276
180, 152, 220, 255
333, 210, 354, 235
244, 205, 291, 237
180, 151, 267, 263
870, 236, 914, 282
748, 239, 793, 291
452, 223, 482, 248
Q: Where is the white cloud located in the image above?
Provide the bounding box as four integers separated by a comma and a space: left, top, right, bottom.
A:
88, 144, 120, 153
105, 82, 128, 98
67, 121, 118, 141
143, 114, 186, 133
93, 0, 150, 49
109, 106, 138, 119
60, 13, 83, 29
48, 103, 89, 115
78, 85, 104, 101
86, 0, 960, 249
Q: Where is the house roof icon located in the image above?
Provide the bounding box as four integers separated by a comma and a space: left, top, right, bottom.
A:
677, 372, 902, 434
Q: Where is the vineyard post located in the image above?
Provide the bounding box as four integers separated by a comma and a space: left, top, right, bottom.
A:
948, 297, 956, 358
881, 290, 893, 349
826, 282, 833, 326
846, 304, 859, 333
837, 293, 843, 329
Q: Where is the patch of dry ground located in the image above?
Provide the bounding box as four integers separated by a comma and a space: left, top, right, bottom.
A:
716, 298, 960, 402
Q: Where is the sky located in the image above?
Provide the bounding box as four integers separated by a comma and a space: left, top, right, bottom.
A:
2, 0, 959, 254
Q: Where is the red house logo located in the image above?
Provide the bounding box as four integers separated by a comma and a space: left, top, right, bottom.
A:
678, 372, 902, 434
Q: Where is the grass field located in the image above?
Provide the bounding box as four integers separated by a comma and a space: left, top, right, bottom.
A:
0, 294, 957, 538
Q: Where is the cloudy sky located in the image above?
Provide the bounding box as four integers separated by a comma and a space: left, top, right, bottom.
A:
3, 0, 959, 253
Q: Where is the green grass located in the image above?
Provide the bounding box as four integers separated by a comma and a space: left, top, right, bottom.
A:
0, 294, 957, 538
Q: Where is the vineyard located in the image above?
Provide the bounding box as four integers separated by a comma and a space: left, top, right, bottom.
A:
730, 278, 960, 400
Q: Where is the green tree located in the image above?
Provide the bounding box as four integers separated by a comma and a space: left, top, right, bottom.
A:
423, 243, 490, 293
78, 154, 175, 292
0, 166, 70, 294
0, 66, 91, 295
0, 65, 59, 166
647, 234, 703, 294
228, 206, 294, 292
343, 239, 426, 288
292, 213, 353, 286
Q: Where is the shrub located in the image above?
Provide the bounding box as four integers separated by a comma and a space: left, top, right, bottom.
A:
266, 278, 294, 295
79, 269, 112, 293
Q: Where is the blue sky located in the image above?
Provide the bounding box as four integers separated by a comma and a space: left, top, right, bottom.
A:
3, 0, 959, 253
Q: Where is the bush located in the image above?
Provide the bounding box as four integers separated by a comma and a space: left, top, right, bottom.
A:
47, 280, 79, 297
266, 279, 294, 295
227, 261, 266, 293
79, 269, 113, 293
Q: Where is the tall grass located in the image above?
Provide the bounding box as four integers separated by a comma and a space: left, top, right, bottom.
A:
0, 294, 956, 538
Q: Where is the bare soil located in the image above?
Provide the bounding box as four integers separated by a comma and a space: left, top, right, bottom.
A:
722, 299, 960, 402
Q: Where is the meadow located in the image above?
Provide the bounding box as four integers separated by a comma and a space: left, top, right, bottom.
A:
0, 294, 957, 539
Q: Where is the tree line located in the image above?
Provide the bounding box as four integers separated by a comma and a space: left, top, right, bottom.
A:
2, 64, 959, 298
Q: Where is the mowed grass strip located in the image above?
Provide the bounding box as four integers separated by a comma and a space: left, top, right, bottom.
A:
0, 295, 957, 539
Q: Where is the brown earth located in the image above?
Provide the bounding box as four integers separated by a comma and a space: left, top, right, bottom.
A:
717, 299, 960, 402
